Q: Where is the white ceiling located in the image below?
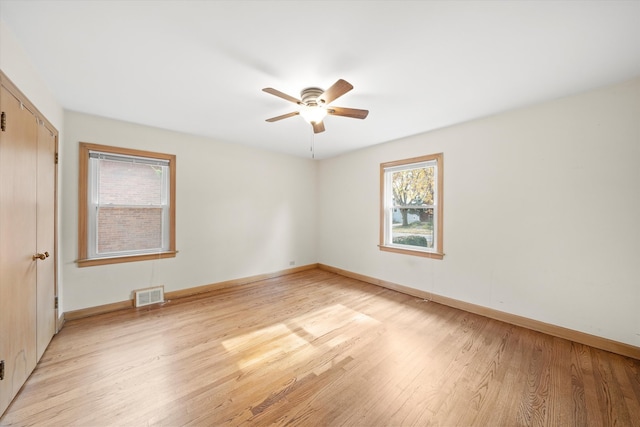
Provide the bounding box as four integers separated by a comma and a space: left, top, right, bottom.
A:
1, 1, 639, 159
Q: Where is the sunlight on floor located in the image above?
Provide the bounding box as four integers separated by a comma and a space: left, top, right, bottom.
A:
222, 304, 380, 370
222, 323, 308, 369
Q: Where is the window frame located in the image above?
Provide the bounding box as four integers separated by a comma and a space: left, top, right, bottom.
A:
379, 153, 444, 260
78, 142, 177, 267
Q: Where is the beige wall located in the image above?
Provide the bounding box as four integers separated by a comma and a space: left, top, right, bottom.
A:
317, 77, 640, 347
0, 20, 63, 129
61, 112, 317, 311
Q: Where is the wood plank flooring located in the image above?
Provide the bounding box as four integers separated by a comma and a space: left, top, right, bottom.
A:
1, 269, 639, 426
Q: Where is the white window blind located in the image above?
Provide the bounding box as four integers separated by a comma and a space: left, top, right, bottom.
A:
87, 150, 171, 258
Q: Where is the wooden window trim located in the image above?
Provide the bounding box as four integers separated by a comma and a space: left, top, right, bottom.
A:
379, 153, 444, 259
77, 142, 176, 267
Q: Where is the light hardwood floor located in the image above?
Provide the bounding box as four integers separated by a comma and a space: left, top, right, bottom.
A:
1, 269, 639, 426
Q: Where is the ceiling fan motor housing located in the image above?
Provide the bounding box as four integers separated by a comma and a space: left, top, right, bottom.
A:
301, 87, 324, 106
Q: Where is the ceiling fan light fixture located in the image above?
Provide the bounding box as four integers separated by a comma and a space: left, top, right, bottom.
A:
263, 79, 368, 134
299, 105, 327, 124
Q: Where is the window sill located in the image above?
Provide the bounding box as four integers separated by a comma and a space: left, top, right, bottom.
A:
77, 251, 178, 267
378, 245, 444, 260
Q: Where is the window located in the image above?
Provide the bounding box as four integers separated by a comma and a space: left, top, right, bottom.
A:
380, 153, 443, 259
78, 143, 176, 266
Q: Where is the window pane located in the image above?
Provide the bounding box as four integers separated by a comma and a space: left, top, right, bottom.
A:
391, 207, 434, 248
98, 159, 166, 205
97, 207, 163, 253
390, 165, 435, 250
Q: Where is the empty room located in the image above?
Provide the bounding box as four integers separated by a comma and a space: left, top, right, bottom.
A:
1, 1, 639, 425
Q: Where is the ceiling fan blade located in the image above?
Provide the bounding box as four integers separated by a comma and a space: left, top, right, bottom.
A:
265, 111, 299, 122
327, 106, 369, 119
312, 121, 325, 133
318, 79, 353, 105
262, 87, 301, 104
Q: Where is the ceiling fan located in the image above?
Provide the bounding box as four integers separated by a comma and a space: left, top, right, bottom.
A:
262, 79, 369, 133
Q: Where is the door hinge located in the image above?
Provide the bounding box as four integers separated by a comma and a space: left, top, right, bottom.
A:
55, 152, 59, 164
55, 296, 58, 310
0, 360, 4, 381
1, 111, 6, 132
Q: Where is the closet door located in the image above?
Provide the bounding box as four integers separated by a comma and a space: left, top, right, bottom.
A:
0, 86, 38, 414
36, 121, 56, 360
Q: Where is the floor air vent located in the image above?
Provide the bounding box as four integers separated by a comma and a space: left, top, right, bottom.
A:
134, 286, 165, 307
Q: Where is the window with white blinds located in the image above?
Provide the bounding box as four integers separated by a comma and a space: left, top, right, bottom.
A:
78, 143, 176, 266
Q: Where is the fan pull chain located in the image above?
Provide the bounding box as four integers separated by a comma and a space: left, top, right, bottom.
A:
310, 129, 315, 159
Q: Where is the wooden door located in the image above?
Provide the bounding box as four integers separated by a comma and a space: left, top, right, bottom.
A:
36, 121, 56, 360
0, 86, 38, 414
